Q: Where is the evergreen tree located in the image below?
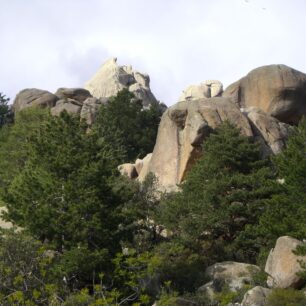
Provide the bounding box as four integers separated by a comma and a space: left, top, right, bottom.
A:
0, 92, 12, 127
4, 111, 134, 288
158, 121, 277, 263
94, 89, 163, 162
254, 118, 306, 250
0, 107, 50, 198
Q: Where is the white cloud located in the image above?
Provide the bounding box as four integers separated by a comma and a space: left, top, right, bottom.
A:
1, 0, 306, 105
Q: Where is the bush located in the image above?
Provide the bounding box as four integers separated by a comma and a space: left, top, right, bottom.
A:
266, 288, 306, 306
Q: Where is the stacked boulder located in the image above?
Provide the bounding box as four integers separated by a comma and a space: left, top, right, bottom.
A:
84, 57, 158, 108
121, 64, 306, 192
12, 58, 161, 126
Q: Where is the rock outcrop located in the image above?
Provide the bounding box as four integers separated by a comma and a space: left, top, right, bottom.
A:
54, 88, 91, 103
84, 57, 158, 107
265, 236, 306, 289
51, 99, 82, 116
117, 163, 138, 179
241, 286, 271, 306
179, 80, 223, 101
198, 261, 261, 300
138, 98, 251, 190
243, 107, 290, 156
223, 64, 306, 124
13, 89, 59, 112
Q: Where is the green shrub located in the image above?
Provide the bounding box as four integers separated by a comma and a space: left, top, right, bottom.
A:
266, 288, 306, 306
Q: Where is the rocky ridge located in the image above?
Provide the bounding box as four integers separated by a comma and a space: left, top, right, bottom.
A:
123, 64, 306, 192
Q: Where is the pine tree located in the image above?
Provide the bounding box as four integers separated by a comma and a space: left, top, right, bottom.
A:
4, 111, 134, 288
0, 93, 11, 127
159, 121, 278, 263
94, 89, 163, 162
254, 118, 306, 249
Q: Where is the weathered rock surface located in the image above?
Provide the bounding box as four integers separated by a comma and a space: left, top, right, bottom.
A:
179, 80, 223, 101
135, 153, 152, 177
118, 163, 138, 179
223, 64, 306, 124
80, 97, 107, 126
84, 57, 158, 107
203, 261, 260, 291
51, 99, 82, 116
265, 236, 306, 289
13, 88, 58, 112
138, 98, 253, 191
241, 286, 271, 306
54, 88, 91, 103
243, 107, 290, 156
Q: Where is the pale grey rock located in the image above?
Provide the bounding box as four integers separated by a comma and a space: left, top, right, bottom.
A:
223, 64, 306, 124
80, 97, 106, 126
241, 286, 271, 306
55, 88, 91, 103
179, 80, 223, 102
198, 262, 261, 303
204, 80, 223, 97
84, 57, 158, 107
243, 107, 290, 156
118, 163, 138, 179
136, 153, 152, 179
13, 88, 58, 112
51, 99, 82, 116
138, 98, 252, 191
265, 236, 306, 289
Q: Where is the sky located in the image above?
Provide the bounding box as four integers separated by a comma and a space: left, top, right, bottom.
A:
1, 0, 306, 106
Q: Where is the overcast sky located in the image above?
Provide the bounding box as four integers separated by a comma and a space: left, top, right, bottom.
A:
1, 0, 306, 106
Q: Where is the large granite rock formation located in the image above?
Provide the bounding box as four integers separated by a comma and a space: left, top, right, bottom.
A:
265, 236, 306, 289
136, 97, 290, 191
84, 57, 158, 107
223, 64, 306, 124
13, 89, 59, 112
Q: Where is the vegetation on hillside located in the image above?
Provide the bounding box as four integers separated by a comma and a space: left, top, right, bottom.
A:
0, 91, 305, 304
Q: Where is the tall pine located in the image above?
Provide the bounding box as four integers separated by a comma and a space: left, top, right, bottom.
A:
159, 121, 277, 263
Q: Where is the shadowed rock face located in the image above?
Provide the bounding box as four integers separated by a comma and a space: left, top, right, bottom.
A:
138, 97, 253, 191
223, 64, 306, 125
13, 89, 59, 112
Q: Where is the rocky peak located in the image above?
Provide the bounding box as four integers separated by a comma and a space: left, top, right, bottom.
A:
84, 57, 158, 107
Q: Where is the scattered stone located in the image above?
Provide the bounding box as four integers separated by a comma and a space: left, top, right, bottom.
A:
265, 236, 306, 289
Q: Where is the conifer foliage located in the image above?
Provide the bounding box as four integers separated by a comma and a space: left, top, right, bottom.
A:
159, 121, 277, 262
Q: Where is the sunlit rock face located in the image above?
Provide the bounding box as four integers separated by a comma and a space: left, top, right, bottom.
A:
223, 64, 306, 125
84, 57, 158, 107
178, 80, 223, 102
